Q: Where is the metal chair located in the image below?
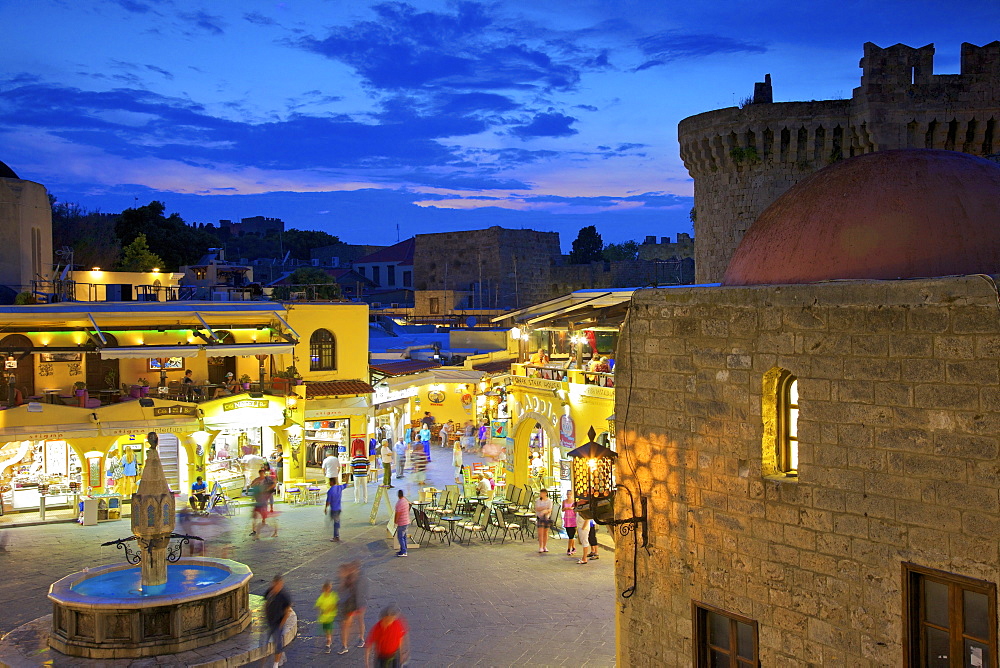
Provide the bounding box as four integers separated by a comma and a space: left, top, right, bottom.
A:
492, 506, 525, 544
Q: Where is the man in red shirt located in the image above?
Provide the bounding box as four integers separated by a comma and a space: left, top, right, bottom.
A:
365, 605, 409, 668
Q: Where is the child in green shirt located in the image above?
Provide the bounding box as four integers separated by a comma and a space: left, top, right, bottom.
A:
314, 580, 339, 652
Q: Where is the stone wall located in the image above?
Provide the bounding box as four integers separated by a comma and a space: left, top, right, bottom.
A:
413, 227, 561, 310
615, 274, 1000, 665
0, 177, 51, 300
680, 41, 1000, 283
549, 258, 693, 296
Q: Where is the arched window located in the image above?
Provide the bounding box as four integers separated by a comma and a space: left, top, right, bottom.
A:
777, 371, 799, 474
310, 329, 336, 371
761, 367, 799, 477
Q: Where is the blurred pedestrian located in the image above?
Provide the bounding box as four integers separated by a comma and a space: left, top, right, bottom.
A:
338, 561, 367, 654
411, 445, 427, 488
394, 489, 411, 557
452, 439, 464, 484
315, 580, 338, 653
265, 574, 292, 667
419, 423, 431, 463
577, 516, 593, 564
562, 490, 577, 556
324, 476, 348, 542
322, 448, 340, 486
351, 449, 370, 504
380, 439, 394, 486
365, 604, 409, 668
477, 419, 489, 452
393, 437, 407, 479
535, 488, 553, 553
439, 420, 452, 448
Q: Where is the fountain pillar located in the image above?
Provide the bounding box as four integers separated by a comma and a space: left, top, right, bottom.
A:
130, 432, 175, 591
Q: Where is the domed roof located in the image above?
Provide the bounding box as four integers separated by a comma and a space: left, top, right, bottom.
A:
721, 149, 1000, 286
0, 160, 17, 180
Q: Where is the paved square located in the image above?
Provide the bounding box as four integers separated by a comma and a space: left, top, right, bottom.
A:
0, 451, 617, 666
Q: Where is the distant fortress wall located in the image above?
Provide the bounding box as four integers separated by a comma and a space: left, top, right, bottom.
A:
679, 41, 1000, 283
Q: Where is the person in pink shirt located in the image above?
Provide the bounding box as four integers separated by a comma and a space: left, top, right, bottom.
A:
562, 490, 577, 556
394, 490, 411, 557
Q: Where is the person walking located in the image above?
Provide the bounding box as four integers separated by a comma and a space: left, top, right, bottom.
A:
419, 423, 432, 463
562, 490, 577, 556
534, 488, 553, 553
351, 449, 370, 504
321, 448, 340, 486
411, 445, 427, 488
393, 437, 406, 479
462, 420, 475, 451
314, 580, 338, 653
338, 561, 367, 655
477, 419, 489, 453
264, 574, 292, 667
439, 420, 452, 448
365, 605, 409, 668
452, 439, 464, 484
248, 469, 268, 538
577, 516, 594, 564
324, 476, 348, 542
380, 439, 394, 487
394, 489, 411, 557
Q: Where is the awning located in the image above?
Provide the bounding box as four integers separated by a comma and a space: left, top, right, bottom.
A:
100, 419, 201, 435
431, 369, 485, 383
203, 343, 295, 357
100, 346, 202, 359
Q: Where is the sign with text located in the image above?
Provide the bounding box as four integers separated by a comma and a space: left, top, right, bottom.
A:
223, 399, 269, 412
153, 405, 199, 417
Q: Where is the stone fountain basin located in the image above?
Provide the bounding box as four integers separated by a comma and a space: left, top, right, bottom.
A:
48, 557, 252, 659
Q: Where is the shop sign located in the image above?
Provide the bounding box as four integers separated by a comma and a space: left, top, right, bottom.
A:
559, 414, 575, 449
577, 385, 615, 400
17, 432, 66, 440
108, 425, 190, 436
4, 359, 16, 369
491, 419, 508, 439
509, 376, 561, 392
426, 390, 445, 405
223, 399, 269, 412
372, 384, 419, 405
153, 405, 199, 417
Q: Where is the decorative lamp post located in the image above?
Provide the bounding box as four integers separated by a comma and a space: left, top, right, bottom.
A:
566, 427, 649, 547
567, 426, 648, 598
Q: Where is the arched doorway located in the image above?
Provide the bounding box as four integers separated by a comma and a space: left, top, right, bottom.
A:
510, 411, 559, 488
0, 334, 34, 401
86, 333, 120, 390
207, 331, 237, 385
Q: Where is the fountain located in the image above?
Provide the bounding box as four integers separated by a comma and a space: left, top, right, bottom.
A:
46, 432, 253, 659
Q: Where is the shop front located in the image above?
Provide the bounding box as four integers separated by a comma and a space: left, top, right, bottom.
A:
0, 436, 84, 512
303, 396, 370, 476
202, 395, 287, 491
372, 383, 419, 445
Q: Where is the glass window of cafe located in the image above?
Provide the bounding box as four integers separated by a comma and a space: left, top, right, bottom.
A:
0, 439, 82, 510
527, 329, 619, 359
305, 419, 350, 467
209, 426, 274, 462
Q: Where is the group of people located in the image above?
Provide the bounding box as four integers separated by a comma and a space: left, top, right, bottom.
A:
265, 564, 409, 668
534, 488, 600, 564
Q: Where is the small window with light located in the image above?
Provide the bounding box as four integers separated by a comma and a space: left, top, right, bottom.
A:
762, 367, 799, 479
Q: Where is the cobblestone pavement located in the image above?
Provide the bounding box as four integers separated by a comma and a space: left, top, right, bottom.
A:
0, 447, 617, 667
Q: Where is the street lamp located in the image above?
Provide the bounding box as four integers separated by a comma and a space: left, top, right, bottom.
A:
567, 426, 648, 598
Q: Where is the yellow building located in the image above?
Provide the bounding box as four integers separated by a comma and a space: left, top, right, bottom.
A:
488, 289, 632, 490
0, 300, 370, 514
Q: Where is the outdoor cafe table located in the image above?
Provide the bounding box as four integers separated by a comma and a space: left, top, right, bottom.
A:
439, 514, 464, 540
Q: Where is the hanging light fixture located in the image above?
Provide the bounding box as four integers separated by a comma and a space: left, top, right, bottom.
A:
567, 426, 648, 598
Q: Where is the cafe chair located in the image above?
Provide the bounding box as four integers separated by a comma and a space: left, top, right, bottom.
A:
492, 506, 525, 544
457, 505, 492, 544
415, 509, 450, 545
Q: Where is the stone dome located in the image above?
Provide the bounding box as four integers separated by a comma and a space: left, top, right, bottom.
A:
721, 149, 1000, 286
0, 160, 18, 179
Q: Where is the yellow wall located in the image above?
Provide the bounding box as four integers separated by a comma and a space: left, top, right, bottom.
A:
283, 303, 369, 381
410, 382, 476, 428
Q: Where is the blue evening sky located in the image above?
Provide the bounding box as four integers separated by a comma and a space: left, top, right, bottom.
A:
1, 1, 996, 250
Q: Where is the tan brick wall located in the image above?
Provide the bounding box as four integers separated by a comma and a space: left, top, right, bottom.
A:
615, 275, 1000, 666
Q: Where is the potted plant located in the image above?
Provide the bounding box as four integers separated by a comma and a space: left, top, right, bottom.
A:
286, 366, 303, 385
239, 373, 252, 390
104, 369, 118, 389
137, 378, 150, 397
73, 381, 87, 397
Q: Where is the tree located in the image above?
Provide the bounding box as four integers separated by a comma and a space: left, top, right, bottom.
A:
273, 266, 343, 301
568, 225, 604, 264
602, 240, 640, 262
117, 234, 164, 272
115, 201, 220, 270
281, 229, 341, 261
50, 197, 121, 269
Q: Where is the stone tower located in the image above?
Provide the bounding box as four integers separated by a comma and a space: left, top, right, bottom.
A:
679, 41, 1000, 283
0, 160, 52, 300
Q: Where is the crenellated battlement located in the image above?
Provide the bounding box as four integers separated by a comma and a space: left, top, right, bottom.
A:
680, 41, 1000, 283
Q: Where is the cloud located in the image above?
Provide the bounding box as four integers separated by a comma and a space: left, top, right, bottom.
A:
435, 92, 518, 115
144, 64, 174, 80
113, 0, 155, 13
634, 31, 766, 70
511, 112, 577, 138
243, 11, 277, 26
297, 2, 583, 93
178, 10, 225, 35
412, 190, 687, 214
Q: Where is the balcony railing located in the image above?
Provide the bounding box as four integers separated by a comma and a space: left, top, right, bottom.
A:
511, 363, 614, 387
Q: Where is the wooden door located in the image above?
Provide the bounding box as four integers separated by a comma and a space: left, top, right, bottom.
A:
0, 334, 34, 400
